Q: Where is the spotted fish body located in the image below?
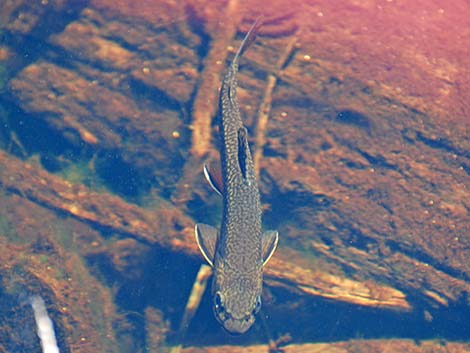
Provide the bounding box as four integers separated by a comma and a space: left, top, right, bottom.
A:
195, 19, 278, 334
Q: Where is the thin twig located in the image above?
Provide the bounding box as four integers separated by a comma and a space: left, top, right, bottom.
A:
253, 33, 299, 179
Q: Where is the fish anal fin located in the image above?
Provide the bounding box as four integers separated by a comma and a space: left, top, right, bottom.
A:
203, 163, 223, 196
195, 223, 219, 267
261, 230, 279, 266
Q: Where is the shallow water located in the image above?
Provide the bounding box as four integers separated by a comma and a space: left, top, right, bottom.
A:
1, 1, 470, 352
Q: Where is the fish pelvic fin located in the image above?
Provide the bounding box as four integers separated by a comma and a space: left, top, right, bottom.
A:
203, 163, 223, 196
195, 223, 219, 267
262, 230, 279, 266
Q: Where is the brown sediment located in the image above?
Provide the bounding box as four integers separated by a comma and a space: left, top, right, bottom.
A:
170, 0, 243, 205
0, 0, 69, 34
0, 149, 407, 311
181, 339, 470, 353
0, 150, 195, 253
0, 197, 120, 352
189, 0, 242, 158
145, 306, 171, 353
266, 256, 409, 310
262, 155, 470, 304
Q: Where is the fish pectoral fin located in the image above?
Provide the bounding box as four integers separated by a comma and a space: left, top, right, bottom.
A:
203, 163, 223, 196
195, 223, 219, 267
261, 230, 279, 266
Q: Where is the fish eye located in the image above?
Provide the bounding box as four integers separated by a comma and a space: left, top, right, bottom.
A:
253, 295, 262, 315
214, 292, 225, 313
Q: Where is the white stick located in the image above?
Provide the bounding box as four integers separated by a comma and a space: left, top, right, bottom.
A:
30, 295, 60, 353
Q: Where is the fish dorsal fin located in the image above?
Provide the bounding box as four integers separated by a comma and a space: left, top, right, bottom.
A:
261, 230, 279, 266
203, 163, 223, 196
195, 223, 219, 267
237, 127, 249, 179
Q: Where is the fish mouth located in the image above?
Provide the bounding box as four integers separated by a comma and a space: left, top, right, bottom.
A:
215, 312, 255, 334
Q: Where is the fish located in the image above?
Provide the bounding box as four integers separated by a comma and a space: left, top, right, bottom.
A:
195, 18, 279, 334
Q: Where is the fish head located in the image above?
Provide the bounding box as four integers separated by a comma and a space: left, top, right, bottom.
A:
212, 263, 263, 334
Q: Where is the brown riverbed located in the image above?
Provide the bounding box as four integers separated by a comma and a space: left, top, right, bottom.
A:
1, 0, 470, 352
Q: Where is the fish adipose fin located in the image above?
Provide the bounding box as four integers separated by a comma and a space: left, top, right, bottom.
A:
195, 223, 219, 267
261, 230, 279, 266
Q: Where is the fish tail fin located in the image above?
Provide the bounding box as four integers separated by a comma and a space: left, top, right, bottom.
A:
233, 16, 263, 64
